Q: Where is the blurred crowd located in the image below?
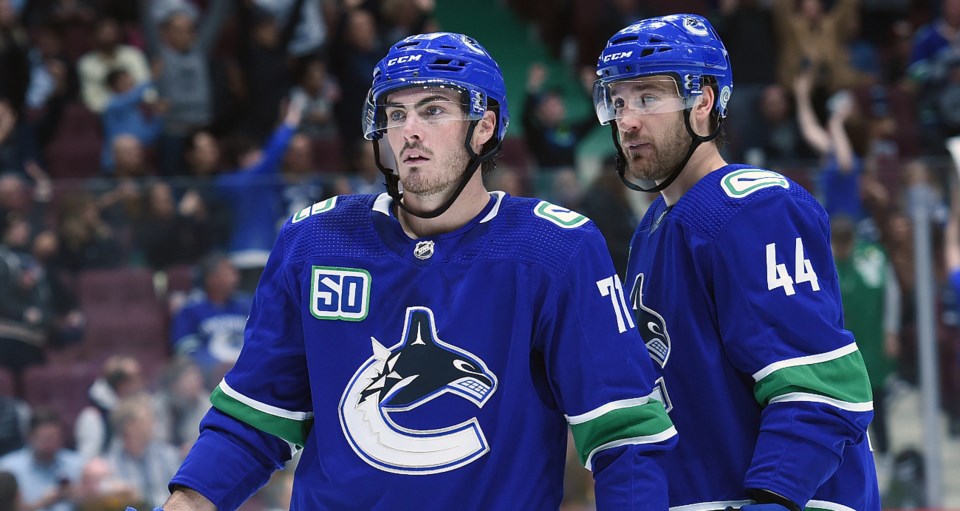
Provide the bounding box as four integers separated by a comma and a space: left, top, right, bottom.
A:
0, 0, 959, 509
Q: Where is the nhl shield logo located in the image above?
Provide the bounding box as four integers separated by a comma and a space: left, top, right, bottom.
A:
414, 240, 435, 260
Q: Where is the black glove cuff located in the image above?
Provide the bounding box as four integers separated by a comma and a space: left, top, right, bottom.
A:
745, 488, 802, 511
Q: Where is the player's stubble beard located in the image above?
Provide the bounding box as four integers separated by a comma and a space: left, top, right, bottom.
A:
397, 138, 471, 202
621, 113, 689, 183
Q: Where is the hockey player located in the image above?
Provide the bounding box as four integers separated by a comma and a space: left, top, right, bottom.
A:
592, 14, 880, 511
145, 32, 676, 510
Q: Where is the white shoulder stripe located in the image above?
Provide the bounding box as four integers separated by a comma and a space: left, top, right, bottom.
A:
565, 394, 653, 425
806, 499, 856, 511
768, 392, 874, 412
670, 500, 752, 510
752, 343, 859, 381
479, 191, 505, 223
218, 380, 314, 421
584, 426, 678, 470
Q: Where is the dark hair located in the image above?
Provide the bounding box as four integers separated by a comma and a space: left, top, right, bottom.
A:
28, 408, 62, 433
105, 68, 129, 90
480, 100, 503, 174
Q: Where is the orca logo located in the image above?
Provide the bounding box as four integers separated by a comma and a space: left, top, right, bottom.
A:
339, 307, 498, 474
630, 274, 671, 368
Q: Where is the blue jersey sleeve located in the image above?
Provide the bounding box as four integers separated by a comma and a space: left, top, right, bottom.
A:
540, 224, 676, 510
708, 192, 873, 506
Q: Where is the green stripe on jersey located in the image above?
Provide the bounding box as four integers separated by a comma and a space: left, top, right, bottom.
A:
569, 400, 674, 468
753, 350, 873, 407
211, 386, 314, 447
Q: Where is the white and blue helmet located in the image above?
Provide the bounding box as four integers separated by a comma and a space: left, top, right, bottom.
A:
594, 14, 733, 124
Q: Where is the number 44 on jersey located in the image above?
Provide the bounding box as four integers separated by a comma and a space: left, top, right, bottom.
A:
766, 237, 820, 296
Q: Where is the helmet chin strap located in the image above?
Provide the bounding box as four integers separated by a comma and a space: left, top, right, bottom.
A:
372, 122, 502, 220
611, 107, 722, 194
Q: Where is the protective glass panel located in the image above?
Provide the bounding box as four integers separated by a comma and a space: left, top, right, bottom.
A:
593, 77, 695, 125
363, 84, 484, 140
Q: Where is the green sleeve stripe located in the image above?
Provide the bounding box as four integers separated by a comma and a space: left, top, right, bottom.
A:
210, 383, 314, 447
568, 400, 675, 469
753, 350, 873, 406
752, 343, 858, 381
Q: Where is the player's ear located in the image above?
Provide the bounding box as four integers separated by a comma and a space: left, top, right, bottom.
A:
472, 110, 496, 151
692, 87, 715, 136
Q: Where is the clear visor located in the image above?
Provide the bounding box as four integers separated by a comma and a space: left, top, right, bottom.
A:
593, 77, 696, 125
363, 84, 485, 140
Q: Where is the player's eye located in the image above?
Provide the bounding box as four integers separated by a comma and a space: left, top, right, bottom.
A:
423, 105, 446, 117
387, 109, 406, 123
638, 94, 661, 108
613, 97, 625, 111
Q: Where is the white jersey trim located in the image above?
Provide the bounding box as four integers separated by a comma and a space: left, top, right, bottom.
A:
670, 500, 752, 510
752, 343, 859, 381
584, 426, 678, 471
564, 394, 654, 425
218, 380, 314, 421
768, 392, 874, 412
479, 191, 505, 223
806, 499, 856, 511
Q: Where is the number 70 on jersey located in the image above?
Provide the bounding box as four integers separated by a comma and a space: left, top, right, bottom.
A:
767, 237, 820, 296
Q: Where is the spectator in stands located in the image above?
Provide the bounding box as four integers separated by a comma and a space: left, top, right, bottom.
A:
577, 165, 642, 278
179, 130, 231, 251
54, 189, 124, 273
329, 8, 385, 157
0, 0, 34, 177
378, 0, 437, 46
830, 214, 900, 456
216, 96, 303, 290
0, 470, 17, 511
522, 63, 595, 200
0, 394, 28, 458
170, 252, 252, 386
153, 358, 209, 456
288, 57, 339, 139
0, 167, 51, 240
74, 356, 144, 461
139, 0, 233, 176
105, 396, 181, 509
76, 18, 150, 114
235, 0, 303, 141
30, 229, 85, 348
25, 24, 76, 150
744, 83, 812, 167
773, 0, 861, 97
794, 68, 869, 222
716, 0, 778, 162
0, 408, 83, 511
100, 69, 165, 173
0, 212, 53, 396
252, 0, 326, 57
280, 133, 324, 218
73, 457, 143, 511
134, 180, 215, 270
329, 138, 382, 196
909, 0, 960, 68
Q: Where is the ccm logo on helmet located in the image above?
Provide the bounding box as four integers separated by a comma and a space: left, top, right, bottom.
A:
602, 51, 634, 63
387, 54, 423, 66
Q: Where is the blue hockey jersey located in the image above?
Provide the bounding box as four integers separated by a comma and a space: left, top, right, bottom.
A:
625, 165, 880, 511
170, 192, 677, 510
